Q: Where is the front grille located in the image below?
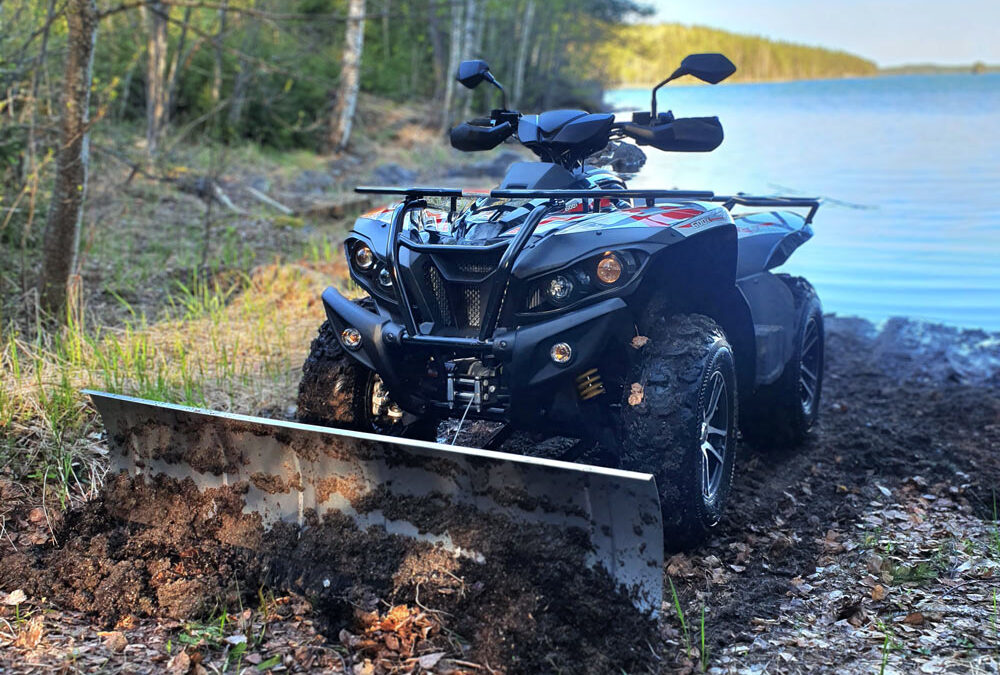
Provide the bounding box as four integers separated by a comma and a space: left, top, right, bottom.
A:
463, 286, 482, 328
419, 262, 489, 330
425, 266, 453, 326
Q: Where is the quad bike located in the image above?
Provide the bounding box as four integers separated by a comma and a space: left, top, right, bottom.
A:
86, 53, 823, 616
298, 53, 824, 544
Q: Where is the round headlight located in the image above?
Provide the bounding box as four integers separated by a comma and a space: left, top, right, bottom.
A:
341, 327, 362, 350
596, 254, 623, 285
377, 267, 393, 287
550, 342, 573, 364
353, 244, 374, 271
546, 275, 574, 301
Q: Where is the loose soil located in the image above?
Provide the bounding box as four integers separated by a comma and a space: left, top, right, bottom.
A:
2, 315, 998, 673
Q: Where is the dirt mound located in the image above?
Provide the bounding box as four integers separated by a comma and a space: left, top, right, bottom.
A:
0, 473, 656, 674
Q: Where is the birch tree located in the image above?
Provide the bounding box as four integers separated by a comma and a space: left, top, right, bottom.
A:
39, 0, 98, 314
440, 0, 463, 132
512, 0, 535, 107
329, 0, 366, 151
144, 0, 168, 159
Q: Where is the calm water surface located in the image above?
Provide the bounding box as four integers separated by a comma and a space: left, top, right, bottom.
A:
607, 75, 1000, 330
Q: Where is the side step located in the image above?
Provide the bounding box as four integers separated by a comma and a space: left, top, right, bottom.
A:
85, 390, 664, 615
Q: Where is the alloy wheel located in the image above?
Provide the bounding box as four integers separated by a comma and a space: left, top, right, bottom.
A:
799, 317, 821, 417
699, 370, 729, 504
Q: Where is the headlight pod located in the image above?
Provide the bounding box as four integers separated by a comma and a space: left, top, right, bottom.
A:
596, 253, 623, 286
524, 250, 640, 312
353, 244, 374, 271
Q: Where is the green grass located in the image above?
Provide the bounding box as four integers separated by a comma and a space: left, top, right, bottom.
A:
1, 262, 322, 503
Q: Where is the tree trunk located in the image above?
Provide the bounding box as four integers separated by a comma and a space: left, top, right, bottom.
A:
512, 0, 534, 107
39, 0, 98, 314
458, 0, 478, 119
440, 0, 463, 133
211, 1, 227, 105
144, 0, 168, 159
427, 1, 445, 100
328, 0, 366, 152
165, 5, 193, 117
228, 15, 258, 131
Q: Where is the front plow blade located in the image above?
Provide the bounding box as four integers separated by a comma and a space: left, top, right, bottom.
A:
86, 390, 663, 615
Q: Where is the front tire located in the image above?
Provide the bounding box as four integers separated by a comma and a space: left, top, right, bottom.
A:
296, 314, 438, 440
619, 313, 738, 549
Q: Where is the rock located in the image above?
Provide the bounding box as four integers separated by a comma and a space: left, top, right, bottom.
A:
590, 141, 647, 174
247, 175, 270, 193
446, 150, 522, 178
371, 163, 416, 185
291, 169, 335, 194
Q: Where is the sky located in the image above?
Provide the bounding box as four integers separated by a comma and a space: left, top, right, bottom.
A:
647, 0, 1000, 67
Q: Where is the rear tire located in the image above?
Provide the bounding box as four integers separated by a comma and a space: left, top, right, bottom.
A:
742, 275, 824, 450
296, 306, 438, 440
618, 313, 738, 549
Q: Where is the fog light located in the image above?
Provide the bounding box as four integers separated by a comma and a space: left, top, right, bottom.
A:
353, 244, 374, 271
546, 275, 574, 301
550, 342, 573, 364
378, 267, 393, 287
596, 254, 623, 285
341, 327, 362, 350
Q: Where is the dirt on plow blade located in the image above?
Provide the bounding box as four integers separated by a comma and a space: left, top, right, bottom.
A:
86, 390, 664, 618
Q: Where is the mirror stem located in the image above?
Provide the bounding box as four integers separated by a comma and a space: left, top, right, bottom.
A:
485, 73, 507, 111
650, 76, 673, 121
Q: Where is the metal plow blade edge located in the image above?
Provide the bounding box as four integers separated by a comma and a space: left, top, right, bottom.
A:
85, 390, 664, 615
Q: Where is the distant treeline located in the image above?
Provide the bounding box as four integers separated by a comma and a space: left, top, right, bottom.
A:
880, 62, 998, 75
595, 23, 878, 85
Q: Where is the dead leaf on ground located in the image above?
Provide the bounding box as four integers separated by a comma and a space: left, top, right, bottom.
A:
3, 589, 27, 605
416, 651, 445, 669
628, 383, 644, 406
13, 616, 44, 648
630, 335, 649, 349
98, 630, 128, 653
166, 650, 191, 674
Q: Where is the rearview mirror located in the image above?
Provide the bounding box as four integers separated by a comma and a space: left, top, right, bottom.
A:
456, 60, 491, 89
671, 53, 737, 85
650, 53, 736, 119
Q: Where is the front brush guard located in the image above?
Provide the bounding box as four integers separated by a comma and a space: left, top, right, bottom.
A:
321, 286, 631, 416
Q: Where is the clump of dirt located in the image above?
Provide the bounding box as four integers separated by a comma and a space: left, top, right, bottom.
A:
0, 472, 656, 673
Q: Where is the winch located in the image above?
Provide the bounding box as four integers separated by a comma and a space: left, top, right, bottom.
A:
446, 358, 498, 412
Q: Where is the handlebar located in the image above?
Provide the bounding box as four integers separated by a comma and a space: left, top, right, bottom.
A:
449, 120, 513, 152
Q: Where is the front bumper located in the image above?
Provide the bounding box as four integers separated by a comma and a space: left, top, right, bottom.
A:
321, 286, 631, 417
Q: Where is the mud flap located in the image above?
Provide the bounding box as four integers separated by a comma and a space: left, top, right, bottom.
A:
85, 390, 664, 616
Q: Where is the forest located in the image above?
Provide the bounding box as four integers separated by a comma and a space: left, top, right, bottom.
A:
597, 22, 878, 85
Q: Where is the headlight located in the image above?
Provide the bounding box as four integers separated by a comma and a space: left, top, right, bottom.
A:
546, 275, 574, 301
377, 267, 393, 288
353, 244, 374, 271
596, 253, 623, 285
524, 250, 641, 312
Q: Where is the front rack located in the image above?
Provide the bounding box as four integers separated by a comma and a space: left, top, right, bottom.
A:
356, 185, 821, 346
355, 186, 821, 224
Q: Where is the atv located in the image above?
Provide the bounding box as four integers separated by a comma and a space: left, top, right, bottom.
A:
297, 53, 825, 546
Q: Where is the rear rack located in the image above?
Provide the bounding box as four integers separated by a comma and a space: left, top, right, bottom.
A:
355, 186, 821, 223
355, 186, 821, 346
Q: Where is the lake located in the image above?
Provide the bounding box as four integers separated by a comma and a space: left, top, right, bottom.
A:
607, 74, 1000, 331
